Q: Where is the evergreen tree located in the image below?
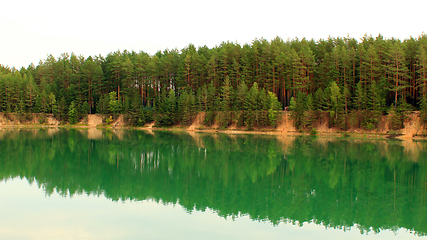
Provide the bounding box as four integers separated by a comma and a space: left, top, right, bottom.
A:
329, 81, 343, 126
68, 101, 76, 124
302, 93, 314, 129
354, 81, 366, 111
420, 95, 427, 123
108, 91, 120, 117
204, 82, 217, 125
82, 101, 90, 115
49, 92, 57, 115
314, 88, 325, 111
268, 91, 282, 127
220, 76, 232, 127
244, 82, 260, 128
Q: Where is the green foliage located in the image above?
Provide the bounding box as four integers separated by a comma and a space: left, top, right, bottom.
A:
38, 113, 47, 124
57, 96, 67, 122
97, 94, 109, 115
258, 89, 269, 127
388, 98, 410, 130
178, 91, 196, 126
49, 92, 57, 115
244, 82, 260, 129
108, 91, 120, 117
68, 101, 77, 124
289, 92, 306, 130
329, 81, 342, 121
314, 88, 325, 111
420, 95, 427, 124
310, 128, 318, 136
219, 76, 233, 127
237, 80, 248, 111
354, 81, 366, 111
105, 115, 113, 125
82, 101, 90, 115
2, 35, 427, 130
302, 94, 315, 129
156, 88, 177, 126
268, 91, 282, 127
204, 111, 216, 126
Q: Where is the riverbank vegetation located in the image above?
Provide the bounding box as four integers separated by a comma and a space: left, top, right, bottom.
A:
1, 34, 427, 131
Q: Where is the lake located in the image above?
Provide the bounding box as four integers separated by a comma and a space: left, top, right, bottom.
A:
0, 129, 426, 239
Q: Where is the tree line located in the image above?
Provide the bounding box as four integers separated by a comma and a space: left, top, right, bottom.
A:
1, 33, 427, 129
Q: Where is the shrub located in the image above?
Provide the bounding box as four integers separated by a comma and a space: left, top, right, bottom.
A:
310, 128, 318, 136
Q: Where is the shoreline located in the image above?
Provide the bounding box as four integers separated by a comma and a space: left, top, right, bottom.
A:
1, 122, 425, 141
0, 112, 426, 140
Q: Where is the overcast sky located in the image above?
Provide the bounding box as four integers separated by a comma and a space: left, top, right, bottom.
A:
1, 0, 426, 69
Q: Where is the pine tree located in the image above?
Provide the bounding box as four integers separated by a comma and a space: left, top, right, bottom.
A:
49, 92, 57, 115
314, 88, 325, 111
302, 93, 314, 129
220, 76, 232, 127
268, 91, 282, 127
68, 101, 76, 124
109, 91, 120, 117
329, 81, 343, 126
420, 95, 427, 123
354, 81, 366, 111
389, 41, 409, 109
204, 82, 217, 125
244, 82, 260, 128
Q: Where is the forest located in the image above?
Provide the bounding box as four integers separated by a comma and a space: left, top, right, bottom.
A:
1, 33, 427, 130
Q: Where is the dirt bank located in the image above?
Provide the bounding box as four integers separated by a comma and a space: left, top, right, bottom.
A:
0, 112, 426, 139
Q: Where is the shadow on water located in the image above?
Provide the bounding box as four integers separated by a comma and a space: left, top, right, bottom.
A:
0, 129, 426, 236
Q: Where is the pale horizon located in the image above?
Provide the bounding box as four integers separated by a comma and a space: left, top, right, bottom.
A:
1, 0, 426, 69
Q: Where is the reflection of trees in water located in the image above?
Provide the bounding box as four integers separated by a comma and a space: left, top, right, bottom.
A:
0, 129, 426, 236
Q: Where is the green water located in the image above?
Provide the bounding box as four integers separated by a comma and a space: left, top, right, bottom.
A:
1, 129, 426, 239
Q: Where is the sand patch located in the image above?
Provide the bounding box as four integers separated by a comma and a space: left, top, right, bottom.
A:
47, 116, 60, 125
188, 112, 205, 131
277, 113, 296, 133
397, 112, 421, 139
113, 115, 124, 127
87, 114, 103, 127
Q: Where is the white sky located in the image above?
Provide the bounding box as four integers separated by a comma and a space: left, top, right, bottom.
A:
1, 0, 426, 69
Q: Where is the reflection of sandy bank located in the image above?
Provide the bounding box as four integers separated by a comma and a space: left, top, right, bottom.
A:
144, 129, 155, 135
87, 129, 103, 140
378, 139, 424, 162
0, 130, 6, 140
401, 140, 424, 162
315, 137, 334, 149
47, 128, 59, 137
143, 122, 156, 135
276, 135, 296, 153
111, 130, 124, 140
188, 131, 205, 148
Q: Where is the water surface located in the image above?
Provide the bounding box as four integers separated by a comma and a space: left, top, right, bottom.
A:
1, 129, 426, 239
